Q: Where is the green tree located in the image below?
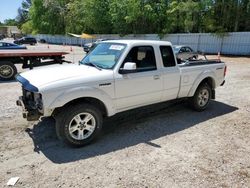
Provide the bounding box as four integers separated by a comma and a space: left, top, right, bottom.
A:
65, 0, 86, 34
109, 0, 130, 34
21, 20, 33, 34
20, 0, 250, 35
29, 0, 70, 34
84, 0, 112, 33
3, 19, 18, 26
110, 0, 166, 34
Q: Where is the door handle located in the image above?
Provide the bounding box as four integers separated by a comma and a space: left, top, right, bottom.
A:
153, 75, 160, 80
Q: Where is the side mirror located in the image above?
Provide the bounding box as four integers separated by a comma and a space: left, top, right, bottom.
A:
119, 62, 137, 74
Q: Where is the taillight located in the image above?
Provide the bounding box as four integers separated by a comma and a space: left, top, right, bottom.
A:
224, 65, 227, 77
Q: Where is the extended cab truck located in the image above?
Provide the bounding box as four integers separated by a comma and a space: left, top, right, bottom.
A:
16, 40, 226, 147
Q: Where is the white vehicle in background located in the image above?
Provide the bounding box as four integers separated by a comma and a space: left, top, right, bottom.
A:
173, 45, 199, 60
83, 39, 109, 53
16, 40, 226, 147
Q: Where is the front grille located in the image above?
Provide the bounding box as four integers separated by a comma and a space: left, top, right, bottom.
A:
22, 87, 36, 109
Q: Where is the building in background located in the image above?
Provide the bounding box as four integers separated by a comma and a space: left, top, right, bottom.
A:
0, 26, 21, 38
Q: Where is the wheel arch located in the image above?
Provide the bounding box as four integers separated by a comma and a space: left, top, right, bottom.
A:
52, 97, 108, 118
188, 75, 216, 98
45, 86, 116, 117
199, 77, 215, 89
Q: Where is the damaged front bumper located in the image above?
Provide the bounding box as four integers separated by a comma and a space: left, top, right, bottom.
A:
16, 97, 42, 121
16, 95, 43, 121
16, 96, 28, 118
16, 74, 44, 121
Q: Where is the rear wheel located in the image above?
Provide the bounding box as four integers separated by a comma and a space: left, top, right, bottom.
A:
0, 61, 17, 81
189, 83, 212, 111
55, 103, 103, 147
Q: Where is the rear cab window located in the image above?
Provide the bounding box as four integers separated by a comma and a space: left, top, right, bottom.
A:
160, 46, 176, 67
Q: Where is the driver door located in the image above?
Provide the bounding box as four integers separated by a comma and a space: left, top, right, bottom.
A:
114, 46, 163, 111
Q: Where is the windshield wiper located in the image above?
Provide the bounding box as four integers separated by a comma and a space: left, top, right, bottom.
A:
84, 62, 102, 71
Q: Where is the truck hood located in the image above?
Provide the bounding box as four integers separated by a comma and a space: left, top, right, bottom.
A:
16, 64, 113, 91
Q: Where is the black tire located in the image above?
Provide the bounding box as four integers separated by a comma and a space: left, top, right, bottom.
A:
55, 103, 103, 147
189, 83, 212, 111
40, 39, 46, 43
0, 61, 17, 81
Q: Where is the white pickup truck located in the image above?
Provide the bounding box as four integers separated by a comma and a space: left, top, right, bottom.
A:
16, 40, 226, 146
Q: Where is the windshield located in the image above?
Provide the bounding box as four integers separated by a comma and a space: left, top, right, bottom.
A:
80, 43, 126, 69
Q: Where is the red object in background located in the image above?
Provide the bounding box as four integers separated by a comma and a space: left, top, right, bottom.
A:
0, 50, 68, 57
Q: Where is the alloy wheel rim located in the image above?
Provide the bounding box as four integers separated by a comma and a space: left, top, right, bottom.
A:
198, 88, 209, 107
68, 112, 96, 140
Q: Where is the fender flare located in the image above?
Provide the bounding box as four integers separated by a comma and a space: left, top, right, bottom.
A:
187, 70, 216, 97
48, 86, 116, 116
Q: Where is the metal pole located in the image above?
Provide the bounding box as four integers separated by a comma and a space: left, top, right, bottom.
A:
197, 34, 201, 52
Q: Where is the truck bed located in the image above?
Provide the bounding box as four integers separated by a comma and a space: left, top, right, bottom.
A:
0, 50, 68, 57
179, 59, 222, 67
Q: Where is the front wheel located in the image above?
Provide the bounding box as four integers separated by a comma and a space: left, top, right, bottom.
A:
55, 103, 103, 147
0, 61, 17, 81
189, 83, 212, 111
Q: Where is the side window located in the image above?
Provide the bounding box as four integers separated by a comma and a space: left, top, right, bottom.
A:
160, 46, 176, 67
123, 46, 157, 72
179, 47, 185, 53
185, 47, 192, 52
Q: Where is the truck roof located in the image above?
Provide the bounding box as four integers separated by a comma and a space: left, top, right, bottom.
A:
102, 39, 172, 46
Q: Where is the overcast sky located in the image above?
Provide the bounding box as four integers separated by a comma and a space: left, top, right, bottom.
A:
0, 0, 23, 22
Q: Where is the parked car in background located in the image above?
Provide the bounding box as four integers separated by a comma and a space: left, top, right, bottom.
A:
14, 37, 37, 45
0, 42, 27, 50
39, 39, 47, 43
83, 39, 109, 53
83, 42, 93, 53
173, 45, 198, 60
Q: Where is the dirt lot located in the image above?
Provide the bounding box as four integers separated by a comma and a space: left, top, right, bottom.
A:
0, 44, 250, 187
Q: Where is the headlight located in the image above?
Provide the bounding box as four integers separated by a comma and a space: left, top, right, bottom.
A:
34, 93, 43, 111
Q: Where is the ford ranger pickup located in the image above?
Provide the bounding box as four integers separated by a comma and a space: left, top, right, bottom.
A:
16, 40, 226, 146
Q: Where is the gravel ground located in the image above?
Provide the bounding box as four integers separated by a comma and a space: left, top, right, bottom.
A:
0, 44, 249, 187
